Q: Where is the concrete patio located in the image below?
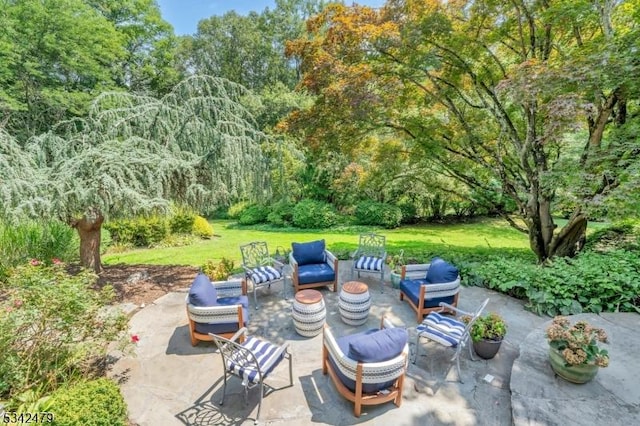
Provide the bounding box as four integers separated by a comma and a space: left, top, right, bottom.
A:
109, 261, 640, 425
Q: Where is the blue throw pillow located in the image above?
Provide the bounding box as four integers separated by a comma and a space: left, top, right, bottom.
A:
348, 327, 408, 363
188, 273, 217, 306
426, 257, 459, 284
292, 239, 326, 266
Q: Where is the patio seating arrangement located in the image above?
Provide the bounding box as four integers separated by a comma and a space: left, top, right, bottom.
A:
351, 233, 387, 291
240, 241, 286, 309
211, 328, 293, 425
399, 257, 461, 322
322, 316, 409, 417
413, 298, 490, 383
186, 273, 249, 346
289, 239, 338, 293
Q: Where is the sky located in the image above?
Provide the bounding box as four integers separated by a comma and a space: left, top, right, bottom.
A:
157, 0, 387, 35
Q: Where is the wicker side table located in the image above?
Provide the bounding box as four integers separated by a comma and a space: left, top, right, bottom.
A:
292, 289, 326, 337
339, 281, 371, 326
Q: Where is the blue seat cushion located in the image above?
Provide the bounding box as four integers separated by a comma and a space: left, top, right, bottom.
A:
348, 327, 408, 363
416, 312, 465, 347
228, 336, 285, 384
188, 273, 217, 307
250, 266, 282, 284
426, 257, 459, 283
399, 279, 456, 309
354, 256, 383, 271
292, 239, 326, 266
217, 295, 250, 310
297, 263, 335, 285
193, 306, 249, 335
328, 328, 405, 394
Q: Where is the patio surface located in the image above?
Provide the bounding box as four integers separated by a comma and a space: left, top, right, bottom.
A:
109, 261, 640, 425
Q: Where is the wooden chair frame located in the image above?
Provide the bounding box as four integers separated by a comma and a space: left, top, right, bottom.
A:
399, 263, 461, 322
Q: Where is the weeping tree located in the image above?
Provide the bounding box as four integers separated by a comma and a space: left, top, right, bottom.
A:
0, 75, 267, 272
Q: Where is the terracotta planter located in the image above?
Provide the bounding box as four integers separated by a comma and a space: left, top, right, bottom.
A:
473, 338, 503, 359
548, 347, 599, 384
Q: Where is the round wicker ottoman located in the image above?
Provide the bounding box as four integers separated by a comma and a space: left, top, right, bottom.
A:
292, 289, 326, 337
339, 281, 371, 326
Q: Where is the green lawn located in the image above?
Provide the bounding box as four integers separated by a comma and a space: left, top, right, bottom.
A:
103, 218, 609, 267
103, 218, 532, 266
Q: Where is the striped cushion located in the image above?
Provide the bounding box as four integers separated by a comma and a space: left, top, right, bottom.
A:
226, 336, 284, 385
417, 312, 465, 347
355, 256, 383, 271
250, 266, 282, 284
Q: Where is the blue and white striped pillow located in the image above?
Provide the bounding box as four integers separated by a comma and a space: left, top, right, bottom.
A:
250, 266, 282, 284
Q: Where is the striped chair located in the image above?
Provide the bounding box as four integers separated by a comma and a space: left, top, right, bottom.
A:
211, 328, 293, 425
413, 298, 490, 383
351, 233, 387, 292
322, 316, 409, 417
240, 241, 287, 309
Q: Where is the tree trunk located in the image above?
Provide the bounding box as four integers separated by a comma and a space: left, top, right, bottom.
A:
72, 214, 104, 273
549, 211, 588, 259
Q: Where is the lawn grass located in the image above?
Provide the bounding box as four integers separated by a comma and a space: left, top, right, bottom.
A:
103, 218, 528, 266
102, 217, 608, 267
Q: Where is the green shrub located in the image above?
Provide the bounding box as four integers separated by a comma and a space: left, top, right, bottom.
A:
0, 265, 127, 400
104, 216, 169, 247
201, 258, 235, 280
0, 220, 77, 269
354, 201, 402, 228
396, 200, 419, 224
238, 204, 269, 225
470, 249, 640, 316
266, 200, 295, 227
227, 201, 250, 219
169, 207, 196, 234
192, 216, 214, 238
292, 199, 338, 229
48, 378, 127, 426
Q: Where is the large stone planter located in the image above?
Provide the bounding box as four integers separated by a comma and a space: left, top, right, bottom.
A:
473, 338, 502, 359
548, 347, 599, 384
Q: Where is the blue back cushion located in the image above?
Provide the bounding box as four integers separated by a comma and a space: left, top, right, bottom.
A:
188, 273, 217, 307
426, 257, 459, 283
348, 327, 408, 363
292, 239, 326, 266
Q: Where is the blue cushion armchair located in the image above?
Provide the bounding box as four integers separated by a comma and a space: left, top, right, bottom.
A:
399, 257, 461, 323
322, 316, 409, 417
290, 239, 338, 293
186, 273, 250, 346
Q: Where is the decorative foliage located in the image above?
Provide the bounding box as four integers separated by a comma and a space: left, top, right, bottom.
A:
468, 313, 507, 343
202, 258, 235, 281
292, 199, 338, 229
192, 216, 214, 239
546, 317, 609, 368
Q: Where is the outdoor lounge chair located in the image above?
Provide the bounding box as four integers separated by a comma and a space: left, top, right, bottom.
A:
322, 316, 409, 417
211, 328, 293, 425
240, 241, 286, 309
290, 239, 338, 293
186, 273, 249, 346
413, 298, 490, 383
399, 257, 461, 322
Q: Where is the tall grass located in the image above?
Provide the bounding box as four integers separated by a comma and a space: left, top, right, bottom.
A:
0, 220, 78, 269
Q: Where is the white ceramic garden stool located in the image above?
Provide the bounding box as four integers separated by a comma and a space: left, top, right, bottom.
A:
339, 281, 371, 326
292, 289, 326, 337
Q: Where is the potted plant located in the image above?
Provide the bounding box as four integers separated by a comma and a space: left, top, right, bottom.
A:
545, 316, 609, 383
386, 250, 404, 289
469, 312, 507, 359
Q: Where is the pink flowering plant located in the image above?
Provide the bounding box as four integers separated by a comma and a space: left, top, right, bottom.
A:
545, 316, 610, 368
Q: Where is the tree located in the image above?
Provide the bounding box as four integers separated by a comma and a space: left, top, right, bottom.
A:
0, 76, 268, 272
285, 1, 640, 262
0, 0, 125, 140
